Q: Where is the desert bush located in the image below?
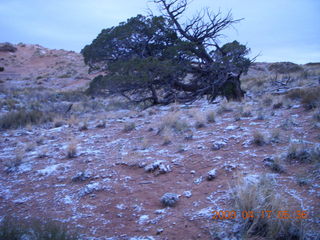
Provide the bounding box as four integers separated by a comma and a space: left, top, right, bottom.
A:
78, 121, 88, 131
4, 149, 24, 173
262, 95, 273, 107
158, 112, 189, 134
286, 87, 320, 110
216, 104, 233, 115
273, 101, 283, 109
0, 216, 78, 240
67, 141, 77, 158
286, 142, 312, 163
313, 110, 320, 122
194, 113, 206, 129
301, 88, 320, 110
264, 156, 285, 173
270, 129, 281, 143
268, 62, 303, 74
206, 111, 216, 123
231, 175, 303, 239
252, 131, 266, 146
123, 122, 135, 132
0, 66, 4, 72
0, 109, 53, 129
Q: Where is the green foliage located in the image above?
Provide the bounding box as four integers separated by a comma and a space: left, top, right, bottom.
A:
82, 15, 190, 67
82, 9, 251, 104
213, 41, 251, 75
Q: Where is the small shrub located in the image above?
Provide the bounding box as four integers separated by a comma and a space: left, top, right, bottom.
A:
54, 117, 65, 128
241, 106, 253, 117
194, 114, 206, 129
96, 120, 106, 128
286, 87, 320, 110
4, 149, 24, 173
123, 122, 135, 132
0, 66, 4, 72
217, 105, 233, 115
78, 121, 88, 131
301, 88, 320, 110
252, 131, 265, 146
158, 112, 189, 134
286, 142, 312, 163
273, 101, 283, 109
231, 175, 303, 239
262, 95, 273, 107
206, 111, 216, 123
264, 156, 285, 173
313, 110, 320, 122
0, 216, 78, 240
270, 129, 281, 143
67, 141, 77, 158
0, 109, 52, 129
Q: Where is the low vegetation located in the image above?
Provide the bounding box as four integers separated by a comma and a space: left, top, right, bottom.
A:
231, 175, 304, 239
0, 216, 78, 240
0, 109, 53, 129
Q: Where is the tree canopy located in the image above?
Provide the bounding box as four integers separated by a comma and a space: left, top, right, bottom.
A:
82, 0, 252, 106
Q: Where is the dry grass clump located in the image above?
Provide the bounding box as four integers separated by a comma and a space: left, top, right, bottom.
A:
231, 175, 304, 239
4, 148, 24, 173
272, 101, 283, 109
252, 131, 266, 146
53, 116, 65, 128
264, 156, 285, 173
216, 101, 234, 115
313, 110, 320, 122
0, 216, 79, 240
0, 109, 52, 129
270, 129, 281, 143
206, 110, 216, 123
123, 122, 136, 132
96, 120, 106, 128
66, 141, 77, 158
286, 142, 312, 163
78, 121, 88, 131
286, 87, 320, 110
158, 111, 189, 134
194, 113, 206, 129
240, 106, 253, 117
262, 95, 273, 107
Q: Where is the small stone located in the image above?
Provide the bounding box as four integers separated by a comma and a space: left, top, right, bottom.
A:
207, 169, 217, 180
161, 193, 179, 207
211, 141, 226, 151
183, 191, 192, 198
138, 215, 149, 225
72, 170, 92, 182
190, 170, 196, 174
156, 228, 163, 235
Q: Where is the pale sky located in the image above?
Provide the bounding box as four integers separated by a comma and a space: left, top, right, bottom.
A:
0, 0, 319, 63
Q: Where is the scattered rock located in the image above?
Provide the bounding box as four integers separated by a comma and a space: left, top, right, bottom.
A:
144, 160, 171, 175
79, 182, 105, 197
72, 170, 92, 182
161, 193, 179, 207
194, 176, 203, 185
156, 228, 163, 235
183, 191, 192, 198
138, 215, 149, 225
211, 141, 227, 150
207, 169, 217, 180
